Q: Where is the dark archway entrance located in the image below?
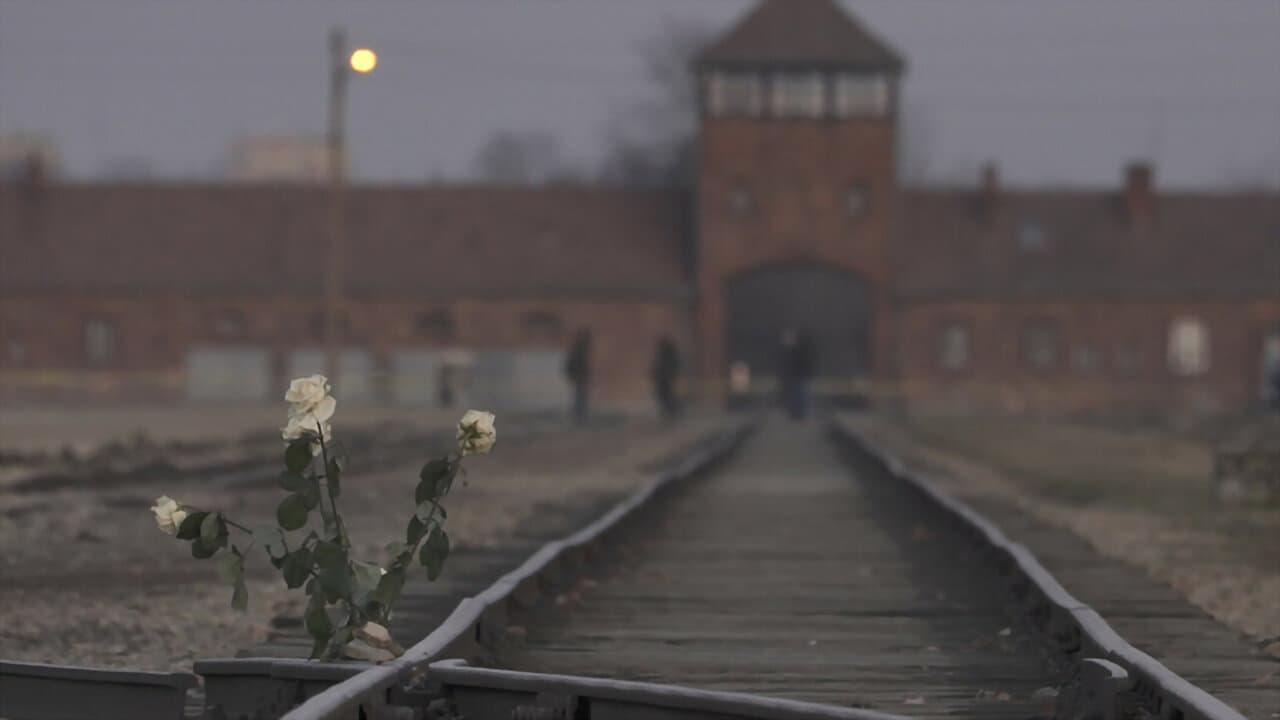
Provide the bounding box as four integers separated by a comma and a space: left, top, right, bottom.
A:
724, 263, 871, 405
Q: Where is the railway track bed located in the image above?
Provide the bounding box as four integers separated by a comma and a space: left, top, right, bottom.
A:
497, 419, 1065, 719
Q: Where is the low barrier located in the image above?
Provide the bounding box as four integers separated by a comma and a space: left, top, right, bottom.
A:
0, 660, 197, 720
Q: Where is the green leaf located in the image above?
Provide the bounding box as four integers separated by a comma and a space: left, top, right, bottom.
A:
191, 537, 218, 559
176, 512, 209, 541
214, 551, 243, 584
299, 482, 321, 511
414, 500, 439, 524
326, 458, 342, 498
415, 459, 455, 504
277, 471, 309, 493
318, 565, 351, 602
231, 576, 248, 611
304, 593, 332, 642
370, 568, 406, 613
285, 438, 314, 473
312, 541, 346, 571
418, 528, 450, 581
282, 548, 313, 588
276, 494, 310, 531
200, 512, 223, 546
406, 516, 427, 545
351, 561, 383, 607
253, 526, 287, 560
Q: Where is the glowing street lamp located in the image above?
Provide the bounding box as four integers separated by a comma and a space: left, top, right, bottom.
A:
349, 48, 378, 75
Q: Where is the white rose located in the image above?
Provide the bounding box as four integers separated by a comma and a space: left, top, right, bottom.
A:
151, 495, 188, 536
457, 410, 496, 456
285, 374, 331, 415
282, 413, 333, 445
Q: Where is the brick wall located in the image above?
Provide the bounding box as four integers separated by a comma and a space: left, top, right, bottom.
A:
894, 298, 1280, 417
0, 295, 693, 409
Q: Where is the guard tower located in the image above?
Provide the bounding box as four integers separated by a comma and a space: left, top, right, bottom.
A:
692, 0, 905, 406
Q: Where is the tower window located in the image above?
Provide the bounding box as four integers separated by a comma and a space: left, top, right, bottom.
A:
845, 185, 870, 217
1168, 318, 1210, 376
770, 73, 824, 118
833, 74, 888, 117
707, 73, 763, 117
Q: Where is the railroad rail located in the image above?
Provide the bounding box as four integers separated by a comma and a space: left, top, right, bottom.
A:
0, 416, 1260, 720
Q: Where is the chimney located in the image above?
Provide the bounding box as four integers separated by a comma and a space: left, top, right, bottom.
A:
1124, 161, 1154, 226
979, 162, 1000, 223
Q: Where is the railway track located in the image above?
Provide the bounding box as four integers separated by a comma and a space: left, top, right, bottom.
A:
2, 416, 1264, 719
495, 419, 1066, 718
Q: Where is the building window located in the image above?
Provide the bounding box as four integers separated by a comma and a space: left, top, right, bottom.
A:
212, 309, 247, 338
937, 323, 971, 371
707, 72, 763, 117
308, 310, 349, 341
1071, 345, 1101, 375
833, 73, 888, 116
1114, 345, 1143, 375
85, 318, 118, 365
1021, 322, 1059, 371
770, 73, 825, 118
521, 311, 562, 343
7, 339, 26, 366
1168, 317, 1210, 376
727, 186, 753, 216
845, 184, 870, 218
1017, 220, 1048, 251
414, 310, 455, 343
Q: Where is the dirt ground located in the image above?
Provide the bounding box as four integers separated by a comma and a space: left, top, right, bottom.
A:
0, 406, 721, 672
854, 414, 1280, 656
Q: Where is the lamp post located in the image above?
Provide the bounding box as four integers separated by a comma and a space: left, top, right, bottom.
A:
323, 28, 377, 386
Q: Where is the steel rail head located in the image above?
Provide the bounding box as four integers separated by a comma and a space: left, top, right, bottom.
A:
425, 659, 914, 720
830, 419, 1249, 720
279, 421, 753, 720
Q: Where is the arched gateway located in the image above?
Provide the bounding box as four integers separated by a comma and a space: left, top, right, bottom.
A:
725, 264, 872, 402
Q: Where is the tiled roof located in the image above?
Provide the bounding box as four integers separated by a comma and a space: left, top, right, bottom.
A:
895, 189, 1280, 300
0, 184, 693, 300
696, 0, 905, 71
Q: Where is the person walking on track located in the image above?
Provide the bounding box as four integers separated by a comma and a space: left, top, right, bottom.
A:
565, 329, 592, 424
651, 335, 681, 421
778, 329, 815, 420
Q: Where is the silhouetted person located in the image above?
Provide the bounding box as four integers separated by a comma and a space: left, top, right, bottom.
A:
651, 336, 681, 421
1270, 361, 1280, 413
778, 329, 816, 420
565, 329, 592, 424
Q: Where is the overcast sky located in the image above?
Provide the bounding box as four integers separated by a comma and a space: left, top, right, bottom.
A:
1, 0, 1278, 188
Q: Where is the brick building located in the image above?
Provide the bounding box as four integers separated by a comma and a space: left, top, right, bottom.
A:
2, 0, 1278, 415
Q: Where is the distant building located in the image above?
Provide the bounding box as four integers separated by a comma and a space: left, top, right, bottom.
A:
2, 0, 1278, 416
228, 136, 338, 182
0, 134, 59, 181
